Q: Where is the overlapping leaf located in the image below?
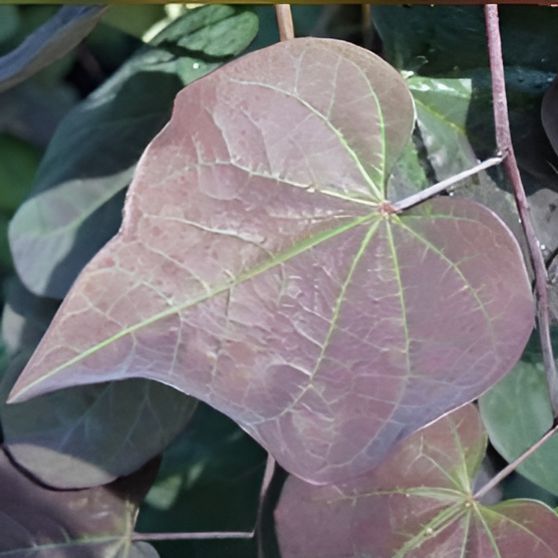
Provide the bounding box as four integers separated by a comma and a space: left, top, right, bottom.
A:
0, 277, 197, 489
374, 5, 558, 263
9, 5, 259, 298
137, 403, 266, 558
9, 38, 534, 484
480, 332, 558, 496
0, 447, 158, 557
275, 405, 558, 558
0, 6, 106, 94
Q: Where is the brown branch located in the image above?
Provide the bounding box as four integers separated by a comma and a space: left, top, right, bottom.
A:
485, 4, 558, 413
391, 155, 504, 213
474, 421, 558, 501
132, 531, 253, 542
275, 5, 295, 42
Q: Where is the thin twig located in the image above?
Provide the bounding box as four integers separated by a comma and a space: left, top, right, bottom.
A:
485, 4, 558, 413
132, 454, 276, 543
132, 531, 253, 542
474, 421, 558, 501
391, 155, 505, 213
275, 5, 295, 41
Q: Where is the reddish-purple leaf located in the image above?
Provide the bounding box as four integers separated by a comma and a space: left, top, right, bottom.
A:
8, 38, 534, 484
275, 405, 558, 558
0, 448, 158, 557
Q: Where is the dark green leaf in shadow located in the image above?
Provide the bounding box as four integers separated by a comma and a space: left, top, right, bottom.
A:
0, 135, 40, 213
9, 5, 259, 299
0, 447, 159, 557
137, 404, 266, 558
0, 81, 77, 148
0, 6, 106, 94
480, 331, 558, 497
0, 278, 197, 489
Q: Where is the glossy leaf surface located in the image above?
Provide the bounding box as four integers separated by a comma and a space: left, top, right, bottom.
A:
0, 278, 196, 489
0, 448, 158, 557
9, 5, 259, 299
10, 38, 534, 484
480, 332, 558, 496
275, 405, 558, 558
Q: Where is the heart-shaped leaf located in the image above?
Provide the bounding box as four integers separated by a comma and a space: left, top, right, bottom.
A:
275, 404, 558, 558
0, 447, 158, 557
9, 38, 534, 484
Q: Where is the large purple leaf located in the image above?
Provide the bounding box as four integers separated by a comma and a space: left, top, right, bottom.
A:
0, 448, 158, 557
8, 38, 534, 484
275, 405, 558, 558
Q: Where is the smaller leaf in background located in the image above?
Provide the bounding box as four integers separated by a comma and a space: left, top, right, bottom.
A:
9, 5, 259, 299
0, 276, 58, 355
151, 5, 258, 57
0, 134, 40, 213
275, 404, 558, 558
0, 447, 159, 557
137, 404, 266, 558
0, 277, 197, 489
0, 6, 106, 94
479, 332, 558, 497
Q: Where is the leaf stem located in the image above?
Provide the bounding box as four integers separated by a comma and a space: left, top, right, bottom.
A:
275, 5, 295, 41
132, 531, 253, 542
484, 4, 558, 413
391, 155, 504, 213
473, 421, 558, 501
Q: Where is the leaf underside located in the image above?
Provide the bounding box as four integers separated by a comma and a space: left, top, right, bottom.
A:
9, 38, 534, 484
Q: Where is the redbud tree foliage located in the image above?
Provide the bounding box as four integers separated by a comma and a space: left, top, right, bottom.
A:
2, 4, 558, 557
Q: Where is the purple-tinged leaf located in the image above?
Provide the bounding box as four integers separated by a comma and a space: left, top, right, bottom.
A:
8, 38, 534, 484
0, 447, 158, 557
0, 279, 197, 489
275, 405, 558, 558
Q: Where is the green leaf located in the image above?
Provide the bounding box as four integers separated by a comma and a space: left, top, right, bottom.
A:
9, 5, 259, 299
480, 332, 558, 497
0, 134, 40, 213
137, 404, 265, 558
